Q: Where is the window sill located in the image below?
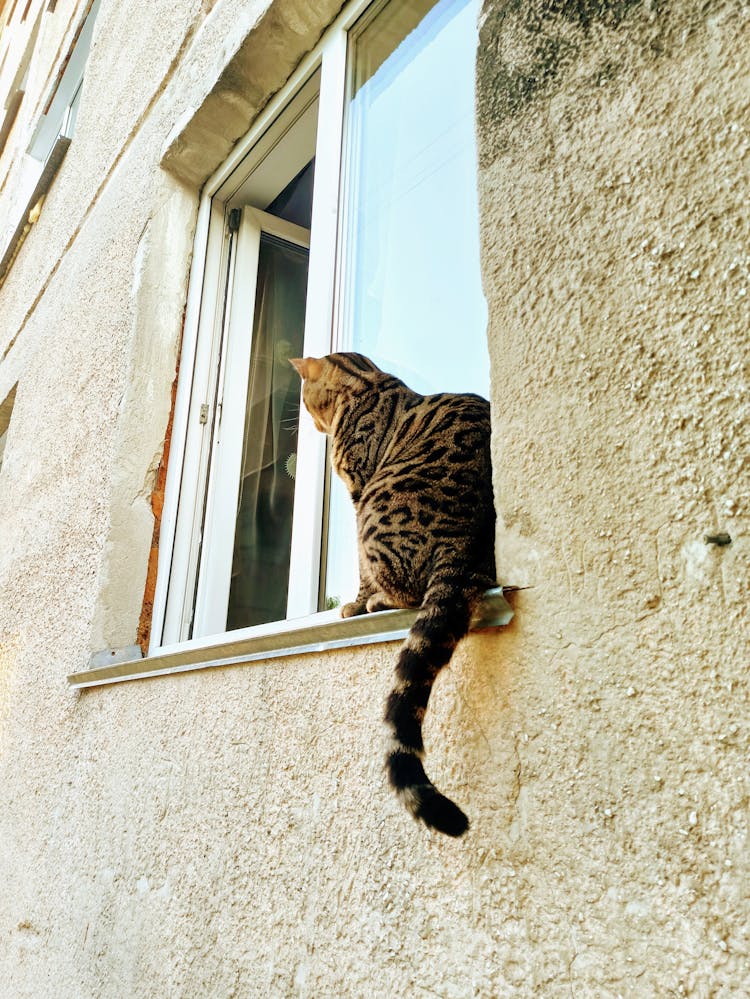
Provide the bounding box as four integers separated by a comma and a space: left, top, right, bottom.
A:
67, 587, 515, 689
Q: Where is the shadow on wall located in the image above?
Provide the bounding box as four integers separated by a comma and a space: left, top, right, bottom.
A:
477, 0, 731, 158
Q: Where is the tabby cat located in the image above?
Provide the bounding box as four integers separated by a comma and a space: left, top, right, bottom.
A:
290, 353, 496, 837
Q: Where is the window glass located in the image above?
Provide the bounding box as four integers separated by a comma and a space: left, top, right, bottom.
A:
225, 159, 315, 630
266, 158, 315, 228
325, 0, 487, 607
339, 0, 486, 394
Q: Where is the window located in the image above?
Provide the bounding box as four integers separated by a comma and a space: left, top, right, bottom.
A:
0, 0, 43, 156
27, 0, 101, 163
0, 0, 100, 284
152, 0, 489, 651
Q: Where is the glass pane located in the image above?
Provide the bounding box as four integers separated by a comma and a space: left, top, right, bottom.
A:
325, 0, 487, 607
63, 80, 83, 139
226, 234, 309, 630
340, 0, 486, 393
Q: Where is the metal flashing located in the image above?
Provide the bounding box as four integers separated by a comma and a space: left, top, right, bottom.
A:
68, 588, 515, 689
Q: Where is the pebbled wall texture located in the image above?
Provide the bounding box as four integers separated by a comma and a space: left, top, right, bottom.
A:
0, 0, 747, 996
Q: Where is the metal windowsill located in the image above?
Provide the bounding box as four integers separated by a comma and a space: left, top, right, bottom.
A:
67, 588, 515, 689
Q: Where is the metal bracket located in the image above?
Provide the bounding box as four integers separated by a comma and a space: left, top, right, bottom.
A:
88, 645, 143, 670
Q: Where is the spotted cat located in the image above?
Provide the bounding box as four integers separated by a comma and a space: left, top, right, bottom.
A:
291, 353, 496, 836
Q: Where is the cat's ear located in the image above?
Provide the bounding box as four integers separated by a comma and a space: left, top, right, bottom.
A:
289, 357, 324, 381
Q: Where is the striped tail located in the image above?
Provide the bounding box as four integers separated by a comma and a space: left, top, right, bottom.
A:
384, 580, 476, 837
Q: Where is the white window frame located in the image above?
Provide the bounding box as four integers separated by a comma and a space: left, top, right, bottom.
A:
151, 11, 360, 654
151, 0, 475, 654
69, 0, 515, 685
192, 207, 311, 639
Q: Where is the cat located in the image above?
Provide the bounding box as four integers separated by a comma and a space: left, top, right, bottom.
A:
290, 352, 496, 836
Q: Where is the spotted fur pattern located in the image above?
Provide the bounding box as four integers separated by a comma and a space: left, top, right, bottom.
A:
291, 352, 496, 836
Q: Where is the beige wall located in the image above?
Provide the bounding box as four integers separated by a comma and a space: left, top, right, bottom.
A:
0, 0, 747, 996
478, 0, 749, 991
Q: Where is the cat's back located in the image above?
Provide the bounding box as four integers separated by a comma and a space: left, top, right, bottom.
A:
361, 387, 493, 527
383, 388, 491, 468
356, 384, 495, 596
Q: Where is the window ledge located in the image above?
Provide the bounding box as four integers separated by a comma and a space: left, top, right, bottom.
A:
67, 588, 516, 689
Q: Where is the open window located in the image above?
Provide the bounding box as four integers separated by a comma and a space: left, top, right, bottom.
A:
152, 0, 489, 650
196, 207, 312, 636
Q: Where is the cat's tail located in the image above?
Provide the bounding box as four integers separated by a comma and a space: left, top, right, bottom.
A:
384, 577, 479, 837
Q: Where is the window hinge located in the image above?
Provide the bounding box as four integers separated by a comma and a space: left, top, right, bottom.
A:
228, 208, 241, 232
199, 403, 209, 424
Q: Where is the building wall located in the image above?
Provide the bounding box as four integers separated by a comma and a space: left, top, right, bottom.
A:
477, 0, 749, 991
0, 0, 747, 996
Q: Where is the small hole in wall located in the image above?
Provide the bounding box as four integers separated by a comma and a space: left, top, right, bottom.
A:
704, 533, 732, 547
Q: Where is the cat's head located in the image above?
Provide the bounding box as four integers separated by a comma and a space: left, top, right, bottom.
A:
290, 353, 381, 433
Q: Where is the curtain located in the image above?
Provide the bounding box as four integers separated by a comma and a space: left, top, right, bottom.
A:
226, 234, 309, 630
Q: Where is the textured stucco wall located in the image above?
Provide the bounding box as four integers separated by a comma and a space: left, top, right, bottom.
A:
479, 0, 749, 992
0, 0, 747, 996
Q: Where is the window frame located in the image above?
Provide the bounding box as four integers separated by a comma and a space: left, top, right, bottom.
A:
0, 0, 100, 286
151, 14, 358, 653
192, 207, 312, 639
150, 0, 484, 654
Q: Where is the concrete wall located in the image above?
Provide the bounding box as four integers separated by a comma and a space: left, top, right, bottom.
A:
0, 0, 746, 996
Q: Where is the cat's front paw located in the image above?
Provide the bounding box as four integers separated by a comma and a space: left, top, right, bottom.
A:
341, 600, 368, 618
366, 592, 399, 613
